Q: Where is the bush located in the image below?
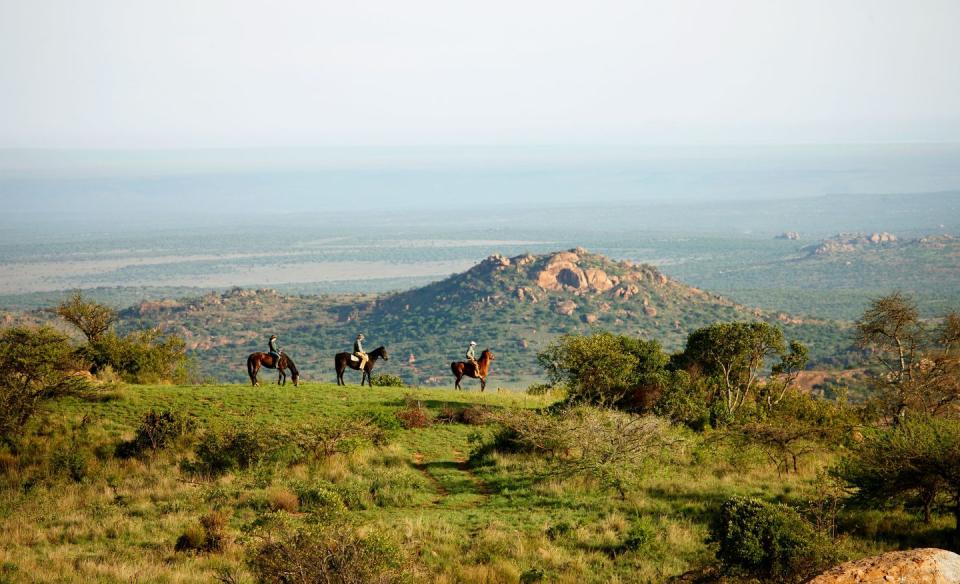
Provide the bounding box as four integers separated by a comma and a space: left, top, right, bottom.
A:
395, 396, 432, 429
370, 373, 405, 388
175, 510, 231, 553
537, 333, 670, 406
526, 383, 555, 396
249, 522, 408, 584
292, 417, 389, 459
487, 406, 674, 496
116, 409, 197, 457
0, 326, 90, 448
265, 487, 299, 513
188, 424, 297, 476
292, 481, 347, 518
436, 404, 489, 425
711, 496, 838, 583
83, 328, 190, 384
652, 372, 709, 430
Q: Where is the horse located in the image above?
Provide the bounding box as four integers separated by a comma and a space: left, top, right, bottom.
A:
335, 346, 389, 386
451, 349, 495, 391
247, 352, 300, 387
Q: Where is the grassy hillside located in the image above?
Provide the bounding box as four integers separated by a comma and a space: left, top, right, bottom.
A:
2, 382, 951, 583
114, 249, 855, 385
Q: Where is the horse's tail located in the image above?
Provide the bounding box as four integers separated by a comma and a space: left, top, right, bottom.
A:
247, 354, 256, 380
451, 361, 459, 375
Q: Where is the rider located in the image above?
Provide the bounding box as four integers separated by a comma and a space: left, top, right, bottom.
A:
354, 333, 369, 371
268, 334, 281, 365
466, 341, 478, 373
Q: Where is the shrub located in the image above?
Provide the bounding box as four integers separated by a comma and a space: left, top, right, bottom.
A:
116, 409, 197, 457
652, 372, 710, 430
83, 328, 190, 384
711, 496, 838, 583
537, 333, 670, 406
395, 396, 432, 429
265, 487, 300, 513
292, 482, 347, 517
249, 522, 408, 584
292, 417, 388, 459
50, 447, 89, 482
488, 406, 675, 496
835, 416, 960, 538
0, 326, 90, 448
370, 373, 405, 388
188, 424, 296, 476
436, 404, 489, 425
175, 510, 231, 553
526, 383, 554, 396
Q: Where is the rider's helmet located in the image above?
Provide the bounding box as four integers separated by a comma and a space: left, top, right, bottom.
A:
357, 333, 365, 340
270, 334, 277, 339
470, 341, 477, 346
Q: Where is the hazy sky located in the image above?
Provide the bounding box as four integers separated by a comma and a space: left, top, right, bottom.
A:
1, 0, 959, 148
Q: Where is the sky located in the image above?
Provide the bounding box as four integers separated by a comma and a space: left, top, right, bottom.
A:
1, 0, 959, 149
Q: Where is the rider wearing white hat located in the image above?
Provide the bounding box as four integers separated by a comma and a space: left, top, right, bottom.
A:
466, 341, 478, 373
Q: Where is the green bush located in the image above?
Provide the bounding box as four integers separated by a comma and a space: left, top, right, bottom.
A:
116, 409, 197, 457
370, 373, 405, 387
711, 496, 838, 583
83, 328, 189, 384
249, 522, 407, 584
0, 326, 90, 448
652, 371, 709, 430
526, 383, 554, 396
292, 481, 347, 518
187, 424, 298, 476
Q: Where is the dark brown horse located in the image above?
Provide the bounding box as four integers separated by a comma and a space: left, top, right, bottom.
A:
247, 352, 300, 387
451, 349, 495, 391
335, 346, 389, 386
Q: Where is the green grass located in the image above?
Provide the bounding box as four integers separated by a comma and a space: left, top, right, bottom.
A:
1, 382, 954, 583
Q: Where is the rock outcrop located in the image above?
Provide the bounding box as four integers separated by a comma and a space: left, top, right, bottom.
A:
807, 548, 960, 584
808, 232, 897, 255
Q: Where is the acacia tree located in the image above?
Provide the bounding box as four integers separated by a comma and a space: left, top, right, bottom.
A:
0, 326, 90, 449
55, 291, 116, 342
836, 416, 960, 543
855, 293, 960, 423
680, 322, 803, 419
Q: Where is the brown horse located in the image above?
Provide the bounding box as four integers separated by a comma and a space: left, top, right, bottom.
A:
247, 352, 300, 387
451, 349, 495, 391
335, 346, 389, 386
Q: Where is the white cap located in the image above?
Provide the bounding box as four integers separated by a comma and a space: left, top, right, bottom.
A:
470, 341, 477, 345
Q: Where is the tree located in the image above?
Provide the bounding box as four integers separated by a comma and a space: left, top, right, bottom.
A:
0, 326, 90, 448
537, 332, 669, 406
855, 293, 960, 422
54, 291, 116, 342
679, 322, 801, 419
836, 416, 960, 544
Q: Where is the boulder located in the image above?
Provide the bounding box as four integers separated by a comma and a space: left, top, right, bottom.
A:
583, 268, 615, 292
554, 300, 577, 316
807, 548, 960, 584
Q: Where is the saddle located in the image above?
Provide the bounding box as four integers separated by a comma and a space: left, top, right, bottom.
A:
350, 355, 360, 362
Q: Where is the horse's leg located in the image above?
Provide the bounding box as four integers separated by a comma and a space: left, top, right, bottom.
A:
480, 376, 486, 392
455, 373, 461, 390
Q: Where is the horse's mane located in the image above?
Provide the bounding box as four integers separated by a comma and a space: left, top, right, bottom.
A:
284, 355, 299, 375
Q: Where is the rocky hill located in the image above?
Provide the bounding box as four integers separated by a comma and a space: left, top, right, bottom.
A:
117, 249, 849, 385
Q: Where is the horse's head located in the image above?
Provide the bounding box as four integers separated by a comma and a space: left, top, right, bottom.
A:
482, 349, 495, 361
291, 372, 300, 386
376, 346, 389, 361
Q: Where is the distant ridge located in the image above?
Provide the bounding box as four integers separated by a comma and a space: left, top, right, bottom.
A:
116, 248, 845, 385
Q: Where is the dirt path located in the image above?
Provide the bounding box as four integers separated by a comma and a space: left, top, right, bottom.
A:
411, 449, 491, 508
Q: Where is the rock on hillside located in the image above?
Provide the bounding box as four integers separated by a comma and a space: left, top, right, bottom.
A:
807, 548, 960, 584
806, 232, 897, 255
